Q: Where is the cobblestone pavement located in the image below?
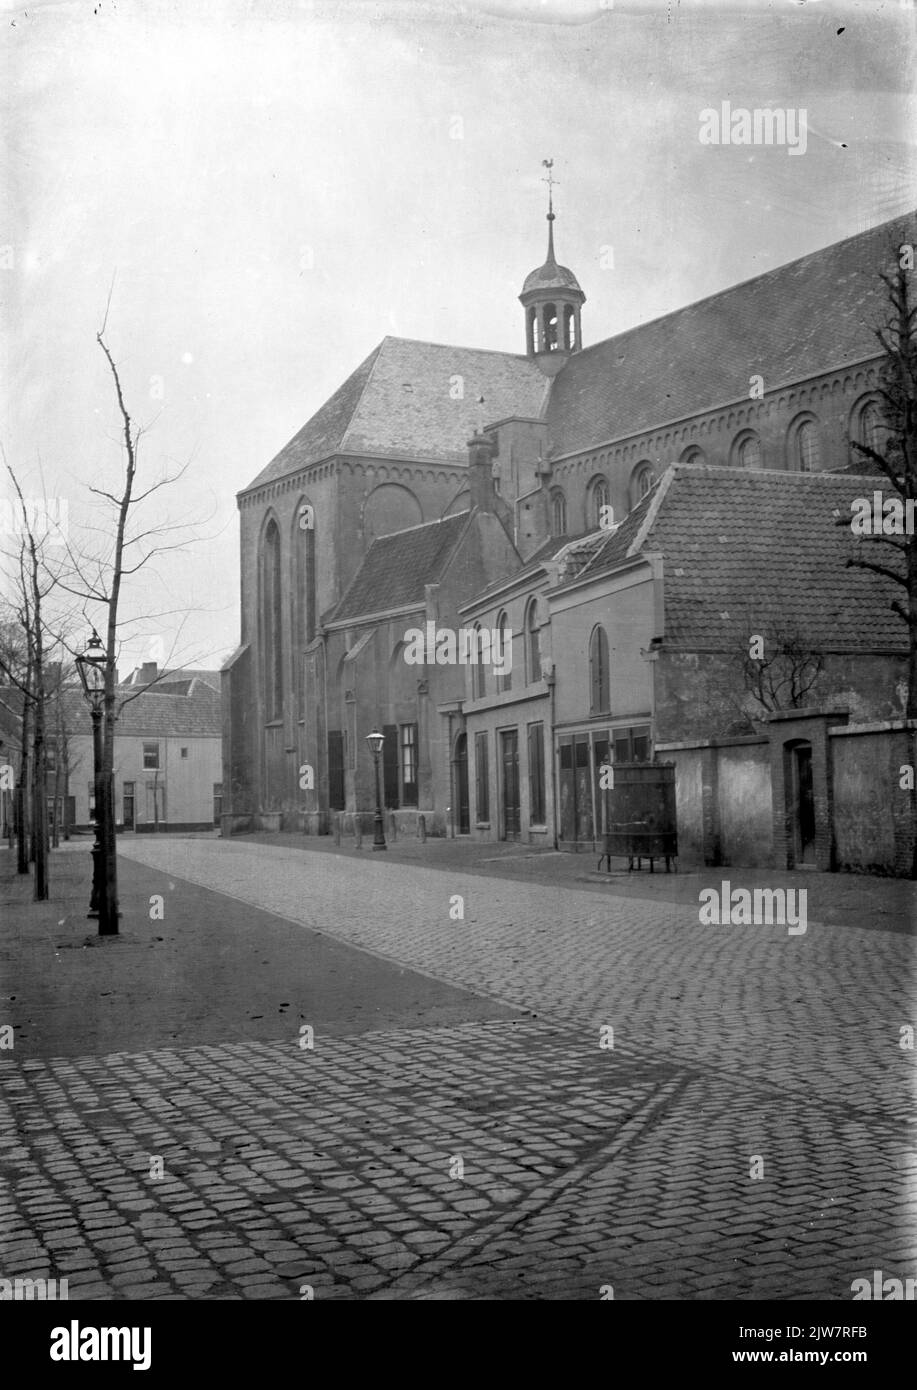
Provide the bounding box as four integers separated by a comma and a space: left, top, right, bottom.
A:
1, 837, 914, 1301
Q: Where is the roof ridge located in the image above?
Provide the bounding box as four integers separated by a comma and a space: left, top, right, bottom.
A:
339, 339, 388, 455
375, 334, 533, 362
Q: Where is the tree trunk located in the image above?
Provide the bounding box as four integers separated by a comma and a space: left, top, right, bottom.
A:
17, 700, 29, 874
51, 754, 61, 849
31, 709, 48, 901
63, 740, 70, 841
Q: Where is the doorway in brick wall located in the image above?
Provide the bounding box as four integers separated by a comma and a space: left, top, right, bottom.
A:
789, 741, 816, 866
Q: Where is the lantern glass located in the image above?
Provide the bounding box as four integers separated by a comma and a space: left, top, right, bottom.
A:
366, 729, 385, 756
76, 631, 106, 707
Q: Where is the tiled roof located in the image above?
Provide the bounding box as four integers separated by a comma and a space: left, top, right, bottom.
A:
553, 530, 607, 581
164, 669, 222, 692
51, 684, 223, 739
329, 512, 472, 624
546, 212, 917, 459
569, 465, 907, 652
245, 338, 549, 490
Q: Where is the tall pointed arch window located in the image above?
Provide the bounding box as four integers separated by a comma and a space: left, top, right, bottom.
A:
496, 611, 512, 693
525, 599, 541, 685
294, 499, 316, 709
551, 488, 567, 536
472, 622, 486, 700
261, 519, 283, 720
589, 624, 610, 716
589, 477, 609, 529
861, 401, 884, 454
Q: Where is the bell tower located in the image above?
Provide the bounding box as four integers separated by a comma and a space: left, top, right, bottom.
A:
519, 160, 585, 377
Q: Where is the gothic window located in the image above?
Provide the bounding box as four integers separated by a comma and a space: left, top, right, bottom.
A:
588, 476, 609, 529
261, 518, 283, 720
589, 625, 610, 716
525, 599, 541, 685
496, 610, 512, 693
630, 463, 653, 509
793, 420, 821, 472
861, 401, 883, 454
734, 433, 763, 469
472, 622, 486, 699
293, 498, 316, 709
551, 488, 567, 536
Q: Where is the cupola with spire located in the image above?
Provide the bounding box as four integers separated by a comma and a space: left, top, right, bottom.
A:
519, 159, 585, 376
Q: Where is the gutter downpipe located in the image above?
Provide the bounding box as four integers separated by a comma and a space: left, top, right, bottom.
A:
546, 665, 558, 849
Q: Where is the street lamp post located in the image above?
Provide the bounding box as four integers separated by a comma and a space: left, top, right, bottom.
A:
76, 630, 118, 935
365, 729, 387, 851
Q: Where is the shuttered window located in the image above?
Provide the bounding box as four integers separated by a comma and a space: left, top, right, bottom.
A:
474, 732, 489, 822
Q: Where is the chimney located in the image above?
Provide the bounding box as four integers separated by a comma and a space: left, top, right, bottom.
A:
467, 432, 497, 512
139, 661, 158, 684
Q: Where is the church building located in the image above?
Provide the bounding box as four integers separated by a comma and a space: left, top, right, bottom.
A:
221, 186, 915, 842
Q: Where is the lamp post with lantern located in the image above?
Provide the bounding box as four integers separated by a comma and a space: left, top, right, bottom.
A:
365, 728, 387, 851
75, 629, 118, 935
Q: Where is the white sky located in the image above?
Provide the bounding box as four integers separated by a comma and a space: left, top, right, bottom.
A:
1, 0, 914, 673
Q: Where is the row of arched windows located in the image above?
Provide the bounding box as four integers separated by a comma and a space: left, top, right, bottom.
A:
548, 398, 887, 537
470, 600, 542, 699
550, 464, 652, 537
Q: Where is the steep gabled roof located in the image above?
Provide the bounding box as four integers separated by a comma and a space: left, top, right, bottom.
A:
245, 338, 549, 491
567, 465, 906, 652
58, 684, 222, 739
0, 683, 222, 741
328, 511, 472, 624
546, 212, 917, 459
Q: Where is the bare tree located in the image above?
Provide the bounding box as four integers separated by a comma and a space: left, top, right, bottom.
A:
740, 621, 825, 716
0, 468, 57, 898
53, 307, 212, 926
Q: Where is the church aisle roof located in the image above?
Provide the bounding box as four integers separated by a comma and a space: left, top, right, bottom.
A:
566, 464, 907, 652
328, 511, 472, 624
546, 212, 916, 459
245, 338, 549, 491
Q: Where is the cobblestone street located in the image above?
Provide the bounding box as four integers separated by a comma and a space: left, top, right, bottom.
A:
1, 836, 914, 1301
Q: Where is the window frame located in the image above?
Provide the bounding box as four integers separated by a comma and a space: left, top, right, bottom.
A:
524, 598, 541, 686
474, 731, 490, 823
527, 721, 546, 825
589, 625, 610, 716
400, 722, 418, 808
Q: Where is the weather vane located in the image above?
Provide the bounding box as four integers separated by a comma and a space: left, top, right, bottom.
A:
541, 158, 557, 218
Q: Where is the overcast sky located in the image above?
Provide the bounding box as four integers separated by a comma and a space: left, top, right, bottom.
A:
1, 0, 914, 674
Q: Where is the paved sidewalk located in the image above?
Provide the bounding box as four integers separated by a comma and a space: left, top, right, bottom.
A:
0, 839, 914, 1301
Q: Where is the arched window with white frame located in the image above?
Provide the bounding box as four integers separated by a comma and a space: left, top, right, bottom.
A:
589, 624, 610, 716
525, 598, 541, 685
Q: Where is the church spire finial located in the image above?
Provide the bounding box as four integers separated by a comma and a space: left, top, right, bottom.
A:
541, 158, 557, 263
